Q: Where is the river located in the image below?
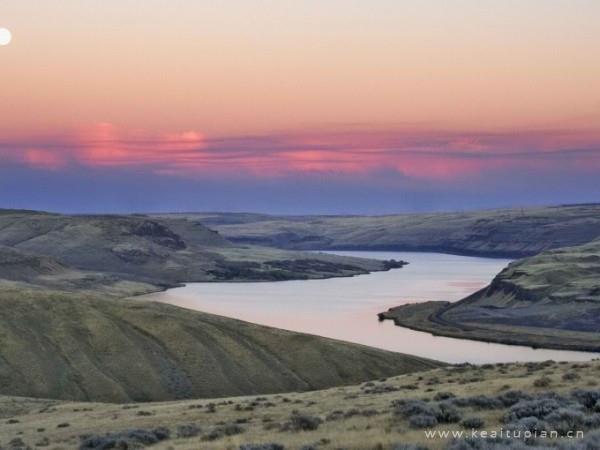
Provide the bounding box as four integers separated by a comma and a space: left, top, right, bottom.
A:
142, 251, 598, 364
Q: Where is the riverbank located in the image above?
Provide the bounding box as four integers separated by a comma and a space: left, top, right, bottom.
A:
379, 301, 600, 353
379, 239, 600, 353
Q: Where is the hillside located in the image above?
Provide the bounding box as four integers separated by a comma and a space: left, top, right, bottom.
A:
0, 210, 433, 403
169, 203, 600, 258
379, 239, 600, 351
2, 359, 600, 449
0, 211, 396, 287
0, 287, 440, 403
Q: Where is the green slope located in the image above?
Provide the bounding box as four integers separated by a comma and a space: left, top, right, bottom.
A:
0, 288, 441, 402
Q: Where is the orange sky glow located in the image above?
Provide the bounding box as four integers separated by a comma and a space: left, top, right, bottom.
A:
1, 1, 599, 212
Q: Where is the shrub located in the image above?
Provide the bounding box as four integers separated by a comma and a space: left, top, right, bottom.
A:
533, 376, 552, 388
79, 427, 170, 449
505, 416, 547, 434
460, 417, 485, 429
285, 413, 322, 431
409, 414, 438, 429
453, 395, 502, 410
393, 399, 438, 418
557, 430, 600, 449
495, 390, 531, 407
571, 389, 600, 409
35, 437, 50, 447
363, 384, 399, 394
206, 402, 217, 413
584, 413, 600, 428
176, 424, 201, 438
343, 408, 379, 418
545, 408, 586, 434
204, 424, 245, 441
8, 438, 27, 449
563, 372, 580, 381
325, 410, 344, 421
437, 402, 462, 424
504, 397, 563, 422
434, 392, 456, 401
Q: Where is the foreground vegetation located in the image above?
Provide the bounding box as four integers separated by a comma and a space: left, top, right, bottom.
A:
2, 359, 600, 449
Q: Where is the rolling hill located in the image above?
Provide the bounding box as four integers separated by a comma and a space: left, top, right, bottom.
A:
171, 203, 600, 258
0, 210, 431, 403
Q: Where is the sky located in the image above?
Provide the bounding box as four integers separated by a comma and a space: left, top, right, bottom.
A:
1, 1, 599, 214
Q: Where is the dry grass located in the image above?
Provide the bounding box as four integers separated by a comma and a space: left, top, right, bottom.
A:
2, 359, 600, 449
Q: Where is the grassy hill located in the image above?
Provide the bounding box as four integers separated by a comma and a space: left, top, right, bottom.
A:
0, 211, 396, 287
379, 239, 600, 351
172, 203, 600, 258
0, 287, 440, 403
2, 359, 600, 449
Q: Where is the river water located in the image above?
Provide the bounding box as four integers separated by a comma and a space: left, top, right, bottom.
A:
143, 251, 598, 364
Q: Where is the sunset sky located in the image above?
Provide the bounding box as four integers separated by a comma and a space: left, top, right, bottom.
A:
1, 1, 599, 213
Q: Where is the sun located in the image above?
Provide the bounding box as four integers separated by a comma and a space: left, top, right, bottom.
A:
0, 28, 12, 46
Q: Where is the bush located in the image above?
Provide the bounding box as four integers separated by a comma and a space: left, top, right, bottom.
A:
545, 408, 586, 434
363, 383, 399, 394
285, 413, 322, 431
557, 430, 600, 449
8, 438, 27, 449
325, 410, 344, 421
460, 417, 485, 429
563, 372, 580, 381
409, 414, 438, 429
176, 424, 201, 438
453, 395, 502, 410
533, 376, 552, 388
572, 389, 600, 409
505, 416, 547, 434
584, 413, 600, 428
79, 427, 171, 449
434, 392, 456, 401
204, 424, 245, 441
393, 399, 438, 418
495, 390, 531, 407
437, 402, 462, 424
504, 397, 564, 422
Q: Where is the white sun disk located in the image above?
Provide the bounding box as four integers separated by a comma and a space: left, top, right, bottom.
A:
0, 28, 12, 46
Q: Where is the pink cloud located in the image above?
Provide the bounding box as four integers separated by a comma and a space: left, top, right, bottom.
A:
1, 123, 599, 183
72, 123, 206, 167
24, 148, 67, 170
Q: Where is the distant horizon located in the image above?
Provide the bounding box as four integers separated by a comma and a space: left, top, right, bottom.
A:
3, 201, 599, 217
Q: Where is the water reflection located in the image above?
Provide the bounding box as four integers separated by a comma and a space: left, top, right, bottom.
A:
142, 251, 598, 364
